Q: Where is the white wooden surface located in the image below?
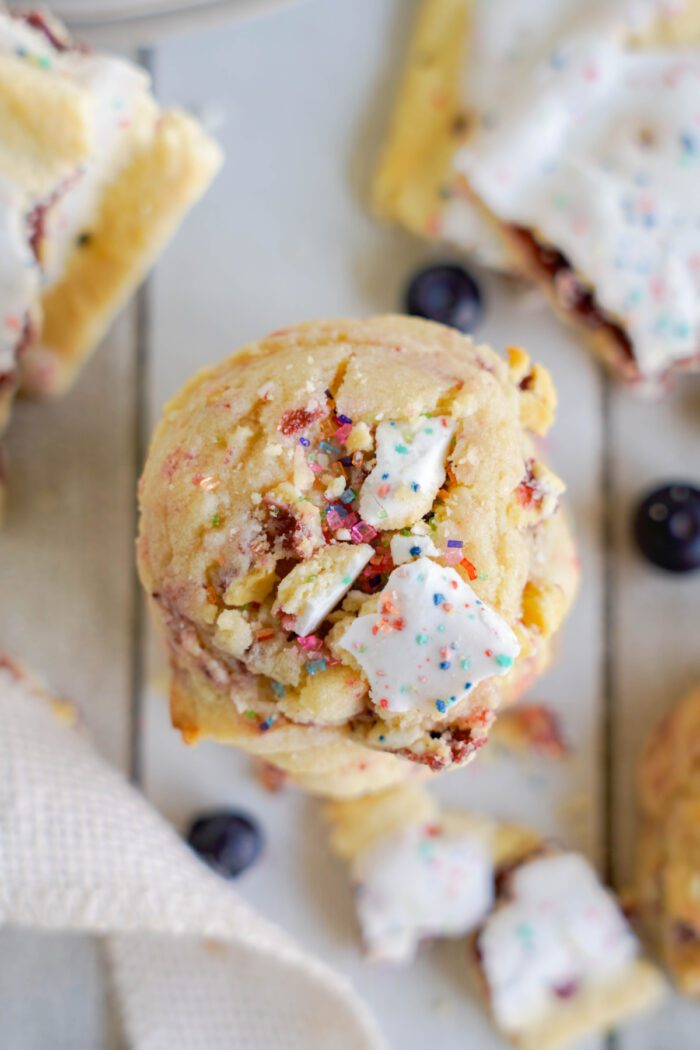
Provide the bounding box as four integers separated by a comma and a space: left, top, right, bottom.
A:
0, 1, 699, 1047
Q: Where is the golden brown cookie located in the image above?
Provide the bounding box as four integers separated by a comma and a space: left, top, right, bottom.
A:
138, 315, 578, 798
638, 685, 700, 995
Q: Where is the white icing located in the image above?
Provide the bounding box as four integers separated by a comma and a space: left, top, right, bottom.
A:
479, 852, 638, 1032
440, 195, 509, 270
0, 176, 38, 375
338, 557, 519, 716
454, 0, 700, 376
359, 417, 456, 530
353, 822, 494, 964
41, 52, 150, 285
0, 13, 56, 62
390, 533, 439, 565
273, 542, 373, 636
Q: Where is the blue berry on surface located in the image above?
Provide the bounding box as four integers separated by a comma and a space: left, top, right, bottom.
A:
405, 264, 483, 333
186, 810, 263, 878
634, 483, 700, 573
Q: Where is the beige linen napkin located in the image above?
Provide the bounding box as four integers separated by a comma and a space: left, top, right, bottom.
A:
0, 658, 386, 1049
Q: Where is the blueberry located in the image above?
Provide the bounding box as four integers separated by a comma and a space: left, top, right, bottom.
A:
186, 810, 263, 878
405, 263, 483, 333
633, 482, 700, 573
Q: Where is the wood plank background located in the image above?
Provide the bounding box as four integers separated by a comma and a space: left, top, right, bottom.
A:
1, 1, 699, 1047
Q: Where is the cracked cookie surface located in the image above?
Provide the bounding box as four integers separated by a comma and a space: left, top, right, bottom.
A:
138, 315, 578, 798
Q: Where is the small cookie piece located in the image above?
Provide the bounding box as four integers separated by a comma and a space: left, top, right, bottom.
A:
637, 684, 700, 995
325, 783, 536, 963
490, 703, 568, 760
273, 542, 373, 636
473, 848, 666, 1050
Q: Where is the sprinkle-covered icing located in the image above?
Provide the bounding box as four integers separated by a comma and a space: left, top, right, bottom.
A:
390, 533, 439, 565
272, 542, 373, 636
353, 821, 494, 963
0, 177, 38, 375
0, 13, 56, 65
359, 417, 455, 530
454, 2, 700, 376
478, 852, 639, 1032
338, 557, 519, 715
460, 0, 662, 118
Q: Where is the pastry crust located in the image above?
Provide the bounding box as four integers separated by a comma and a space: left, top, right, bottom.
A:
497, 960, 664, 1050
325, 781, 538, 865
21, 110, 222, 397
373, 0, 470, 238
0, 56, 90, 194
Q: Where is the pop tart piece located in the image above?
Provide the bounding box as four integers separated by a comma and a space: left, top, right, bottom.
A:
359, 416, 455, 530
354, 820, 494, 964
475, 850, 665, 1049
273, 542, 373, 636
339, 556, 519, 716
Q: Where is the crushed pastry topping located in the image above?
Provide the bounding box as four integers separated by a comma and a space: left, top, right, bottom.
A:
273, 542, 374, 636
338, 557, 519, 715
359, 417, 456, 529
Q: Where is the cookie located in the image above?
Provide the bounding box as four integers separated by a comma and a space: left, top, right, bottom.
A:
376, 0, 700, 387
473, 847, 666, 1050
637, 684, 700, 995
138, 316, 578, 798
0, 8, 221, 511
324, 782, 537, 963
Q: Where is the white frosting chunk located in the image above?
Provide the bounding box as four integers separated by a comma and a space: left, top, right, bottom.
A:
273, 542, 373, 636
455, 3, 700, 376
353, 822, 494, 964
338, 557, 519, 716
389, 533, 439, 565
479, 852, 638, 1032
0, 177, 38, 374
359, 417, 455, 530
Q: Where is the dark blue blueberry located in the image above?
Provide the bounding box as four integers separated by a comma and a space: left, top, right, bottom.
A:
186, 810, 263, 878
405, 263, 483, 333
634, 482, 700, 573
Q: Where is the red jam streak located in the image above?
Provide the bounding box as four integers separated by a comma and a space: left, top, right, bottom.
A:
510, 226, 635, 366
279, 407, 324, 436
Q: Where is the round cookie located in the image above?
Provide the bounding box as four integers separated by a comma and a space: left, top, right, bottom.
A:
138, 316, 578, 798
637, 684, 700, 995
